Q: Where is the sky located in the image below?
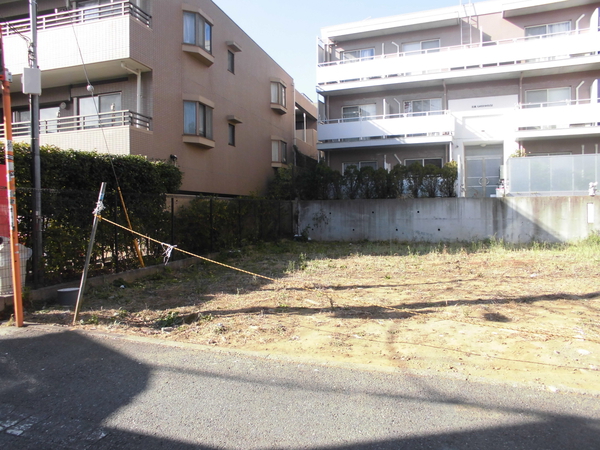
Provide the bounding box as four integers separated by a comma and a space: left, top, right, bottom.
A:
212, 0, 488, 102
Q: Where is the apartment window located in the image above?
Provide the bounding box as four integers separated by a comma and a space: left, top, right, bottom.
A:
524, 87, 571, 107
228, 123, 235, 146
227, 50, 235, 73
270, 82, 286, 107
183, 11, 212, 53
342, 161, 377, 173
405, 158, 443, 168
79, 92, 121, 128
403, 98, 442, 115
270, 81, 287, 114
271, 140, 287, 164
341, 48, 375, 62
75, 0, 114, 21
12, 110, 30, 123
402, 39, 440, 54
342, 104, 376, 121
525, 21, 570, 38
184, 100, 213, 139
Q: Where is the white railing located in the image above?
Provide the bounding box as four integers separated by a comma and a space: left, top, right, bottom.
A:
317, 27, 599, 87
318, 110, 454, 143
1, 1, 151, 36
0, 110, 152, 138
515, 99, 600, 133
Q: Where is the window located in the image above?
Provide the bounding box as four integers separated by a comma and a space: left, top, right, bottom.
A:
524, 87, 571, 107
75, 0, 114, 21
402, 39, 440, 54
79, 92, 121, 128
12, 110, 30, 123
227, 50, 235, 73
341, 48, 375, 62
403, 98, 442, 116
270, 81, 287, 114
40, 107, 60, 133
271, 82, 286, 107
405, 158, 443, 168
183, 11, 212, 53
525, 21, 570, 38
271, 140, 287, 164
342, 161, 377, 173
184, 100, 213, 139
342, 104, 376, 121
228, 123, 235, 146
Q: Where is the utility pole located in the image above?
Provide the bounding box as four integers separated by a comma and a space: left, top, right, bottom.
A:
28, 0, 43, 287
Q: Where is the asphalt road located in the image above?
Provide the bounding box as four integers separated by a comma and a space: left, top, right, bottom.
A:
1, 325, 599, 449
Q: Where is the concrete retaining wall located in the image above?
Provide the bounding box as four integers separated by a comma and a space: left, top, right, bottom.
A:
298, 197, 600, 243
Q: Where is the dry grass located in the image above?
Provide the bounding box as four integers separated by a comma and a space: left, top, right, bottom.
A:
27, 238, 600, 393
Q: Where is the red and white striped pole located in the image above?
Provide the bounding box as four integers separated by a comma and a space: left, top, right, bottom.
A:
0, 25, 24, 327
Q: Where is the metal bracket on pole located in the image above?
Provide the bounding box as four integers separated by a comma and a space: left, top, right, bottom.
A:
73, 182, 106, 324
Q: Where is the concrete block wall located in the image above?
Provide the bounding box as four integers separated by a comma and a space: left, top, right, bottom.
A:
298, 197, 600, 244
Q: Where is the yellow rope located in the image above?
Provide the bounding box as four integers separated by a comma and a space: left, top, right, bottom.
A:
98, 215, 279, 283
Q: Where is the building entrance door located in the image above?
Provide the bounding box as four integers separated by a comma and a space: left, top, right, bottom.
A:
465, 146, 502, 198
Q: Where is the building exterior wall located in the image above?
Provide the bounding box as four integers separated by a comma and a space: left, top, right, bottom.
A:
0, 0, 314, 196
317, 0, 600, 197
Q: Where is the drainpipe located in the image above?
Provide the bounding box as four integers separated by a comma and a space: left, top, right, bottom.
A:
519, 72, 524, 105
443, 80, 447, 109
121, 63, 142, 116
576, 80, 585, 104
391, 41, 400, 56
576, 14, 585, 33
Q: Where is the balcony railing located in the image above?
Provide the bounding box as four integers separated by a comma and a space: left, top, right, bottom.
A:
0, 110, 152, 139
1, 0, 151, 36
317, 27, 599, 88
318, 110, 454, 144
507, 153, 600, 196
515, 99, 600, 137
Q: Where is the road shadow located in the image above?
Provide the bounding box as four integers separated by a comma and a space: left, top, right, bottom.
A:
1, 326, 599, 449
0, 328, 202, 449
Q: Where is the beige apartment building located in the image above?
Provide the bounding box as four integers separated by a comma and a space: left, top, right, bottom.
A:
0, 0, 316, 196
317, 0, 600, 197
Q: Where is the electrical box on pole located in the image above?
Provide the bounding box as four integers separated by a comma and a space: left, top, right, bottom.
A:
22, 67, 41, 95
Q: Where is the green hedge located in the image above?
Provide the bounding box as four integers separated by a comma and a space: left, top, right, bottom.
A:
268, 161, 458, 200
1, 144, 182, 284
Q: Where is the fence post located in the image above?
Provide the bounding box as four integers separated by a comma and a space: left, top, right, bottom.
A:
170, 196, 175, 246
209, 197, 214, 253
238, 198, 242, 247
278, 200, 281, 238
114, 191, 119, 273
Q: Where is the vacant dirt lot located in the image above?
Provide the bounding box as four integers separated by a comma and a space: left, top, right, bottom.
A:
21, 239, 600, 394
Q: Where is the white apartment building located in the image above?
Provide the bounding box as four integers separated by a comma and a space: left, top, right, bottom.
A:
317, 0, 600, 197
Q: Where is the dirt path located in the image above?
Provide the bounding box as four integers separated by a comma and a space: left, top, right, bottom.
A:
21, 241, 600, 395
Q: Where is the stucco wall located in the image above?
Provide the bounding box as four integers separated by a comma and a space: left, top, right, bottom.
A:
298, 197, 600, 243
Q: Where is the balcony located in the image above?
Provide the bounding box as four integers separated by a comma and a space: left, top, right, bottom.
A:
515, 100, 600, 140
317, 28, 600, 93
317, 111, 454, 150
1, 1, 152, 90
1, 110, 152, 155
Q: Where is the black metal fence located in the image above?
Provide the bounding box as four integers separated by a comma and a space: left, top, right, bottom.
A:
11, 190, 295, 290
